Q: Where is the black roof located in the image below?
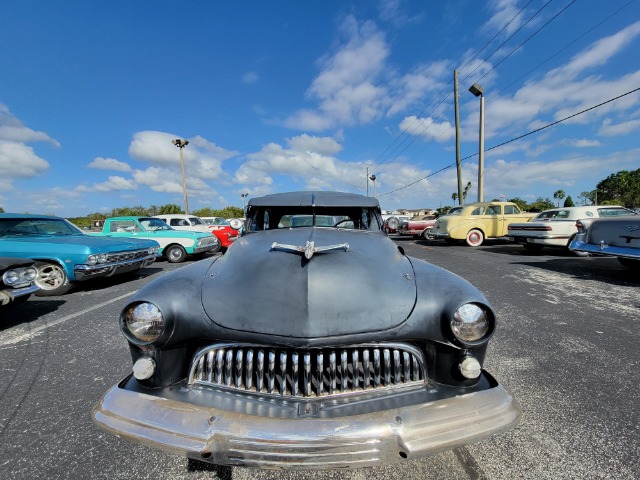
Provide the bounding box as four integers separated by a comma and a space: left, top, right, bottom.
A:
247, 191, 380, 208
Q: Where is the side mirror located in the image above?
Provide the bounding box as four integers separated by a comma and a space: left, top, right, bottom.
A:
229, 219, 243, 230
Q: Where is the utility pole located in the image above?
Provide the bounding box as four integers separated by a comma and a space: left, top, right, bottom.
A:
366, 166, 369, 196
454, 70, 463, 205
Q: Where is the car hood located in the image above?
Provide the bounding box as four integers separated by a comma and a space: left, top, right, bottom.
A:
202, 229, 417, 338
1, 234, 157, 253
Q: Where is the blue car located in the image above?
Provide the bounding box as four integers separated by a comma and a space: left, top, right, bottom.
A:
0, 214, 160, 296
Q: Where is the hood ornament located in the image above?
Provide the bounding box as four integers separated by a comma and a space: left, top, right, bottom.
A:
271, 240, 349, 259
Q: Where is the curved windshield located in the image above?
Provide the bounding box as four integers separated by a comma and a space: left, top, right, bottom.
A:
138, 218, 172, 231
246, 206, 383, 232
0, 218, 84, 236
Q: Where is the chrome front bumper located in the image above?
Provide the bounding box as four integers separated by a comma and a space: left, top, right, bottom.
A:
93, 379, 521, 470
4, 284, 40, 299
431, 231, 450, 239
74, 254, 156, 281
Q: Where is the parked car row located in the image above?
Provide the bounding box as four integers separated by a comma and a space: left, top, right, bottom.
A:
94, 216, 221, 262
0, 214, 161, 296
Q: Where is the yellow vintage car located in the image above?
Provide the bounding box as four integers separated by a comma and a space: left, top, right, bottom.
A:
431, 202, 535, 246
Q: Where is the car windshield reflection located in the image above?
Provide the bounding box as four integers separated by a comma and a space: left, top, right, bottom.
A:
0, 218, 83, 236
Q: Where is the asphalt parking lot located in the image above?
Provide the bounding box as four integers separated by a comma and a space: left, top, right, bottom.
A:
0, 239, 638, 479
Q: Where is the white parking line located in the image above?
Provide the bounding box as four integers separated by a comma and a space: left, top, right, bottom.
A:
0, 291, 134, 347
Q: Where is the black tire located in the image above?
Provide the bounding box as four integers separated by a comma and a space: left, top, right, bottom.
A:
33, 261, 73, 296
465, 229, 484, 247
523, 243, 544, 253
165, 245, 187, 263
618, 257, 640, 270
421, 228, 432, 240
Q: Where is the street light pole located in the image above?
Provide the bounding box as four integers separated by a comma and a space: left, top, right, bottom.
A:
469, 83, 485, 202
370, 174, 377, 198
366, 166, 369, 197
172, 138, 190, 214
241, 193, 248, 211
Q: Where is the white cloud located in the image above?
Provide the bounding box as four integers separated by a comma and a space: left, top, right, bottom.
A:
88, 157, 132, 172
0, 141, 50, 178
399, 115, 455, 143
76, 176, 137, 193
284, 16, 390, 130
0, 104, 60, 147
482, 0, 531, 37
598, 118, 640, 137
233, 134, 365, 192
128, 131, 238, 182
242, 72, 259, 84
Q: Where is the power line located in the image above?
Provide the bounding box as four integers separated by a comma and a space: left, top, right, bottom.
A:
377, 86, 640, 197
363, 0, 574, 189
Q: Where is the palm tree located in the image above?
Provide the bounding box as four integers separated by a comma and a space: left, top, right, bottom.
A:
462, 182, 472, 203
553, 189, 566, 207
451, 192, 458, 204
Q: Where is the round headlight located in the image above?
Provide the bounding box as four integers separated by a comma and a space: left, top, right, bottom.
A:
123, 303, 165, 342
24, 267, 37, 281
98, 254, 108, 263
451, 303, 491, 342
3, 270, 19, 285
86, 255, 97, 266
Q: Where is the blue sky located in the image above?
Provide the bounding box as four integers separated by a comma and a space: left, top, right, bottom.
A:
1, 0, 639, 217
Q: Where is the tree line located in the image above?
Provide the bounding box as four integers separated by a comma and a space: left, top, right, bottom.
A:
67, 204, 245, 229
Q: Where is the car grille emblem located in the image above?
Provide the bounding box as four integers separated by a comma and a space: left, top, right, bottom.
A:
271, 240, 349, 259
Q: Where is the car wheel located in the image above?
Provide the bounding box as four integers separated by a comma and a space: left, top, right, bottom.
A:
165, 245, 187, 263
33, 261, 73, 296
421, 229, 433, 240
386, 217, 399, 232
465, 229, 484, 247
210, 241, 222, 254
523, 243, 544, 253
618, 257, 640, 270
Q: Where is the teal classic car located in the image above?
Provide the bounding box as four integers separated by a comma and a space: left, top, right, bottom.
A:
95, 216, 220, 263
0, 214, 160, 296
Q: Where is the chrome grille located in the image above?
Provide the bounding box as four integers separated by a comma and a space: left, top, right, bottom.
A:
188, 342, 427, 398
105, 249, 151, 262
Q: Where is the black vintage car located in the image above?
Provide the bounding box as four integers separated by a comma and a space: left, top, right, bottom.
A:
0, 257, 40, 310
93, 191, 520, 469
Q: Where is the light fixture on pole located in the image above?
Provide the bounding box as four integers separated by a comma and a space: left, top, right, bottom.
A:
468, 83, 485, 202
241, 192, 248, 211
370, 174, 377, 198
172, 138, 190, 214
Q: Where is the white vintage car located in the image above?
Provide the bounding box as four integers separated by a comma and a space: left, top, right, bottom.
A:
507, 205, 636, 254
